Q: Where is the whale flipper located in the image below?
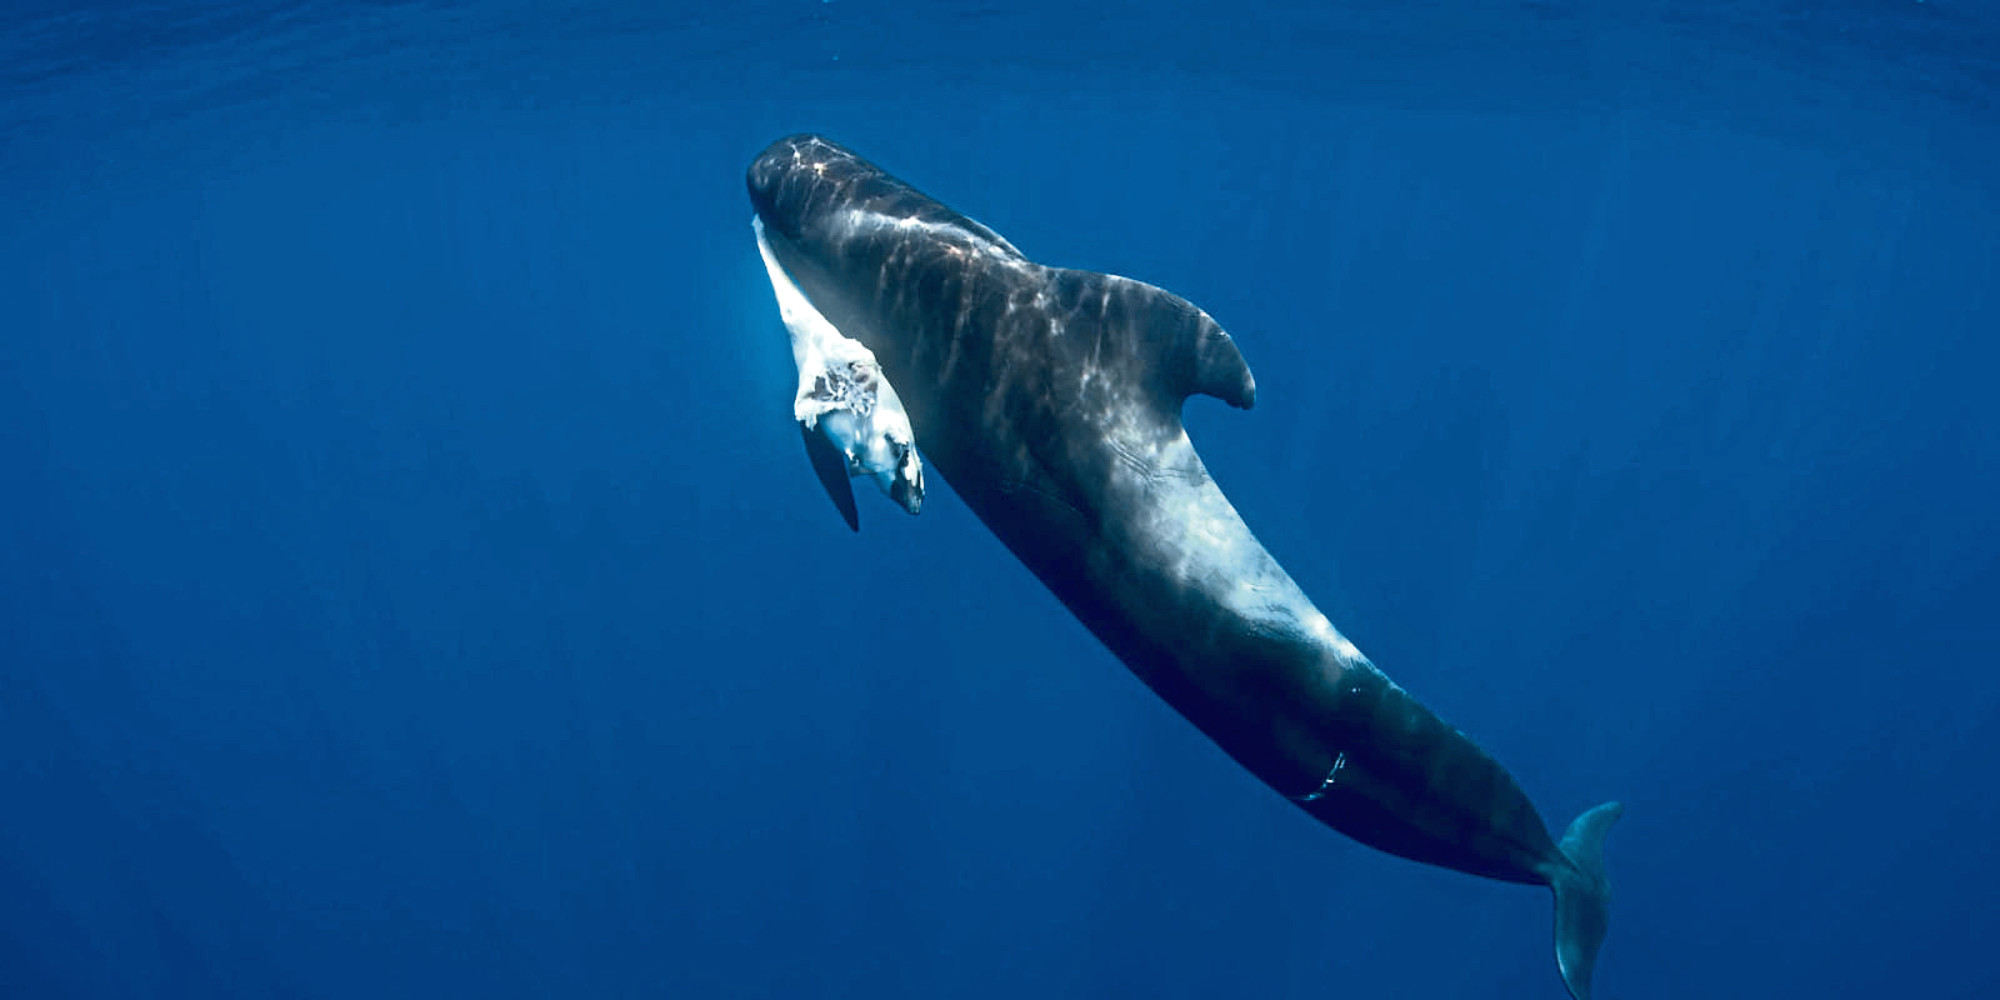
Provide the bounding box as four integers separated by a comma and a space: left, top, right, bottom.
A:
1551, 801, 1623, 1000
800, 420, 861, 532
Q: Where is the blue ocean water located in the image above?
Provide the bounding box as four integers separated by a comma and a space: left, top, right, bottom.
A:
4, 1, 1996, 997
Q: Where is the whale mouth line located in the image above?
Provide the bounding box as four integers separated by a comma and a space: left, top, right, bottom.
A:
753, 216, 924, 517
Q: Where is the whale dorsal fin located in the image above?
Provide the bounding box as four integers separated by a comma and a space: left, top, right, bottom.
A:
1048, 268, 1257, 414
1174, 297, 1258, 410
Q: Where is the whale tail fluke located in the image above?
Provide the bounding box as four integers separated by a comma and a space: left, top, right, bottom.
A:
1550, 801, 1623, 1000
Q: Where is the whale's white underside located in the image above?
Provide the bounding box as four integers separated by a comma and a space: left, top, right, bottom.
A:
754, 217, 923, 514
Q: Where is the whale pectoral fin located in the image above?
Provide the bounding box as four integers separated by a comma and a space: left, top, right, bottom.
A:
1551, 801, 1623, 1000
799, 420, 861, 532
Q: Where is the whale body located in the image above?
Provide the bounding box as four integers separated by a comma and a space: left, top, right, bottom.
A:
747, 134, 1621, 999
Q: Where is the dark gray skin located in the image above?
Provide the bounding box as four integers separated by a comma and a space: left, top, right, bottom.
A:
748, 134, 1620, 999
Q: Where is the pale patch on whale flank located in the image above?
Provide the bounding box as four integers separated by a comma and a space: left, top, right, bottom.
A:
1137, 429, 1367, 667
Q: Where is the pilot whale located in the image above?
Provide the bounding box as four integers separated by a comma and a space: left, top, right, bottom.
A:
747, 134, 1622, 999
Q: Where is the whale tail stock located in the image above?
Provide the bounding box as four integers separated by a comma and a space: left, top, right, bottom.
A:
1549, 801, 1624, 1000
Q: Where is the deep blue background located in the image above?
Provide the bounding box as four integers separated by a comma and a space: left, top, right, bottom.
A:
4, 2, 1996, 997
